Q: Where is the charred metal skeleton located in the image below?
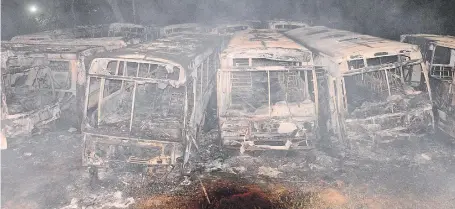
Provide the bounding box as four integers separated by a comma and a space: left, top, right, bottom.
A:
1, 22, 158, 144
286, 26, 434, 146
81, 33, 223, 172
218, 30, 318, 152
1, 38, 127, 139
402, 34, 455, 138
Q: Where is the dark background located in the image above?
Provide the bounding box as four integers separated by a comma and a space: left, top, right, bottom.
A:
2, 0, 455, 40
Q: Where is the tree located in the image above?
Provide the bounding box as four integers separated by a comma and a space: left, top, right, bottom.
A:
106, 0, 125, 22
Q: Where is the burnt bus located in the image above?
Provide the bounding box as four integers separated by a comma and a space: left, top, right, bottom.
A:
212, 23, 251, 36
160, 23, 209, 37
10, 23, 160, 44
401, 34, 455, 138
1, 38, 127, 139
217, 30, 318, 152
286, 26, 434, 146
1, 24, 159, 146
267, 20, 308, 31
81, 34, 223, 172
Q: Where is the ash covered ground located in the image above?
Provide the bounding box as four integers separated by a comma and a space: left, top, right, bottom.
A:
2, 128, 455, 209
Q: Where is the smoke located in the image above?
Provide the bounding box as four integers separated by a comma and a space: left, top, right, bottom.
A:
1, 0, 454, 40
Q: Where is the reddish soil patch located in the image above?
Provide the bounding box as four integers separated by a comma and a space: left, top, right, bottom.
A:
137, 179, 348, 209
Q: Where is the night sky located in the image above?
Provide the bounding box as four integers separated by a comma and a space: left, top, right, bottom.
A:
2, 0, 455, 40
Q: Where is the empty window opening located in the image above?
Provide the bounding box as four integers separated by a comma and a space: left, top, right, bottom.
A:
430, 46, 454, 79
2, 69, 59, 114
86, 79, 185, 139
103, 60, 179, 80
345, 62, 426, 116
366, 55, 398, 66
348, 59, 365, 70
106, 61, 119, 75
433, 46, 451, 65
227, 71, 311, 114
48, 61, 71, 89
233, 58, 249, 67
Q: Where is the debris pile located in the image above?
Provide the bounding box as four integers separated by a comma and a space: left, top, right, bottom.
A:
346, 93, 433, 141
60, 191, 135, 209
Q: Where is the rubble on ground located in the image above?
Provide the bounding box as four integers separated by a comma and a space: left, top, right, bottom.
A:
60, 191, 134, 209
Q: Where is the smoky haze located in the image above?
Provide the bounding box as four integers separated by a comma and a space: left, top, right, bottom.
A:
1, 0, 455, 40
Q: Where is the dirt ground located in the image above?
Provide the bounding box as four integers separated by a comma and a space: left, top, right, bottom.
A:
2, 129, 455, 209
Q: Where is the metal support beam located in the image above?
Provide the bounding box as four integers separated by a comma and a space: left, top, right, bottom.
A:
115, 61, 120, 75
312, 68, 319, 118
97, 78, 105, 126
304, 70, 309, 98
136, 63, 140, 77
129, 82, 137, 132
384, 69, 392, 96
83, 76, 91, 120
200, 63, 204, 97
267, 71, 271, 116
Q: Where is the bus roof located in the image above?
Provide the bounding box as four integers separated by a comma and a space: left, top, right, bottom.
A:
285, 26, 419, 61
161, 23, 200, 29
402, 34, 455, 49
2, 41, 103, 54
108, 22, 145, 30
268, 20, 308, 26
160, 23, 209, 34
10, 23, 145, 42
224, 29, 310, 54
4, 37, 128, 51
91, 33, 222, 70
213, 23, 250, 30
